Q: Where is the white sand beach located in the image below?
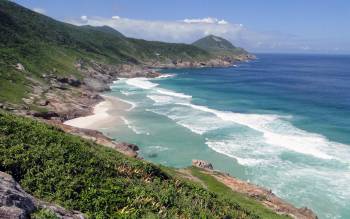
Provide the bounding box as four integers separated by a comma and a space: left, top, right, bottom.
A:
64, 95, 130, 129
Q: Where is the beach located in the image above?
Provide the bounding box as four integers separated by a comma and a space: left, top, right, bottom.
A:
63, 95, 130, 129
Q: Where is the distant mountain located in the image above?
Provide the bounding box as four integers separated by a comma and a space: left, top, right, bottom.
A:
0, 0, 252, 105
0, 0, 210, 103
192, 34, 250, 59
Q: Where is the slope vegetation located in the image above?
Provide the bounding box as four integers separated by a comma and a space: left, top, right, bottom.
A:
0, 111, 288, 218
192, 34, 251, 59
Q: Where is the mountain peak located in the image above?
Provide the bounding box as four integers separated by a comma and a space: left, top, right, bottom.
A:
192, 34, 248, 55
192, 34, 237, 51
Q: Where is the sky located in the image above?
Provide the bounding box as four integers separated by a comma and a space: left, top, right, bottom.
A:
13, 0, 350, 54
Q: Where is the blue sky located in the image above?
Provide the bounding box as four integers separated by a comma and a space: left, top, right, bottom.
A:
13, 0, 350, 54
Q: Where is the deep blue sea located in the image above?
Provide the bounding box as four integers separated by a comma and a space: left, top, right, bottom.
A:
107, 54, 350, 218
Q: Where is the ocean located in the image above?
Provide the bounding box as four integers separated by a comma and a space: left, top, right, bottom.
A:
106, 54, 350, 219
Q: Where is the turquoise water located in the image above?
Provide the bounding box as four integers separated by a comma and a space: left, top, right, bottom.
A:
105, 54, 350, 219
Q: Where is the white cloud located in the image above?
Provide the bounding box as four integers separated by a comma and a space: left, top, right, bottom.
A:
81, 15, 88, 21
69, 16, 246, 44
33, 7, 46, 14
183, 17, 228, 25
67, 16, 339, 53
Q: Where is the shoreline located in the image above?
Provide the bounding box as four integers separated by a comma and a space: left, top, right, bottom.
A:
63, 95, 130, 130
59, 79, 317, 218
8, 57, 315, 218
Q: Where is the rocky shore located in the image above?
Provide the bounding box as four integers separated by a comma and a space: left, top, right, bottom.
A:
191, 160, 317, 219
0, 55, 319, 219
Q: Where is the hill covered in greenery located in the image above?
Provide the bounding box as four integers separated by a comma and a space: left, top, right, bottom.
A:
0, 0, 213, 104
0, 111, 288, 218
192, 34, 250, 59
0, 0, 254, 107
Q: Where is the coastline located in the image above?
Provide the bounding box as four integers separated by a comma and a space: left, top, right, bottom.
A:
63, 95, 129, 130
59, 77, 316, 219
2, 55, 315, 218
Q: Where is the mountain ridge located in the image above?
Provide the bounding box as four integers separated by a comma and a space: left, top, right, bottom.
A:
192, 34, 254, 61
0, 0, 253, 107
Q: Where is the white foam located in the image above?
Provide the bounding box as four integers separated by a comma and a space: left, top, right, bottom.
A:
126, 78, 158, 89
206, 140, 263, 166
146, 145, 169, 153
120, 116, 150, 135
177, 121, 208, 135
120, 77, 350, 162
120, 91, 132, 96
156, 74, 176, 79
156, 88, 192, 99
176, 102, 348, 161
116, 97, 136, 111
147, 95, 173, 104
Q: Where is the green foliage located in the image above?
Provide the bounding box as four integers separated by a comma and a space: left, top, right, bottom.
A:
0, 111, 285, 218
31, 209, 60, 219
192, 35, 248, 56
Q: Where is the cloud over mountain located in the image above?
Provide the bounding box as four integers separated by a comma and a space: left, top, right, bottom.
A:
68, 16, 342, 53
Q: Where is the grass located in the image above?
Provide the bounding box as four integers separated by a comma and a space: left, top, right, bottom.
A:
31, 209, 60, 219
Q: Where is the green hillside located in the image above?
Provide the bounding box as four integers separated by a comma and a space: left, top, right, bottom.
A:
192, 34, 249, 57
0, 0, 211, 103
0, 111, 288, 218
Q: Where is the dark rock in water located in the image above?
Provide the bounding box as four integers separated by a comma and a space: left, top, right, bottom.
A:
118, 142, 139, 152
192, 160, 214, 170
148, 153, 158, 158
33, 111, 59, 119
0, 171, 36, 219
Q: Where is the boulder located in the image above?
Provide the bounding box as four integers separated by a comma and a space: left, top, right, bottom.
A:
37, 100, 49, 106
192, 160, 214, 170
33, 111, 59, 120
118, 142, 139, 152
0, 172, 36, 219
57, 77, 81, 87
0, 172, 86, 219
83, 78, 110, 92
15, 63, 25, 71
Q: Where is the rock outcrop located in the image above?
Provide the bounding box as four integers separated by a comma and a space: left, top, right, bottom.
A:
0, 171, 85, 219
0, 172, 36, 219
47, 121, 139, 158
213, 172, 318, 219
189, 161, 317, 219
15, 63, 25, 71
192, 160, 214, 170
